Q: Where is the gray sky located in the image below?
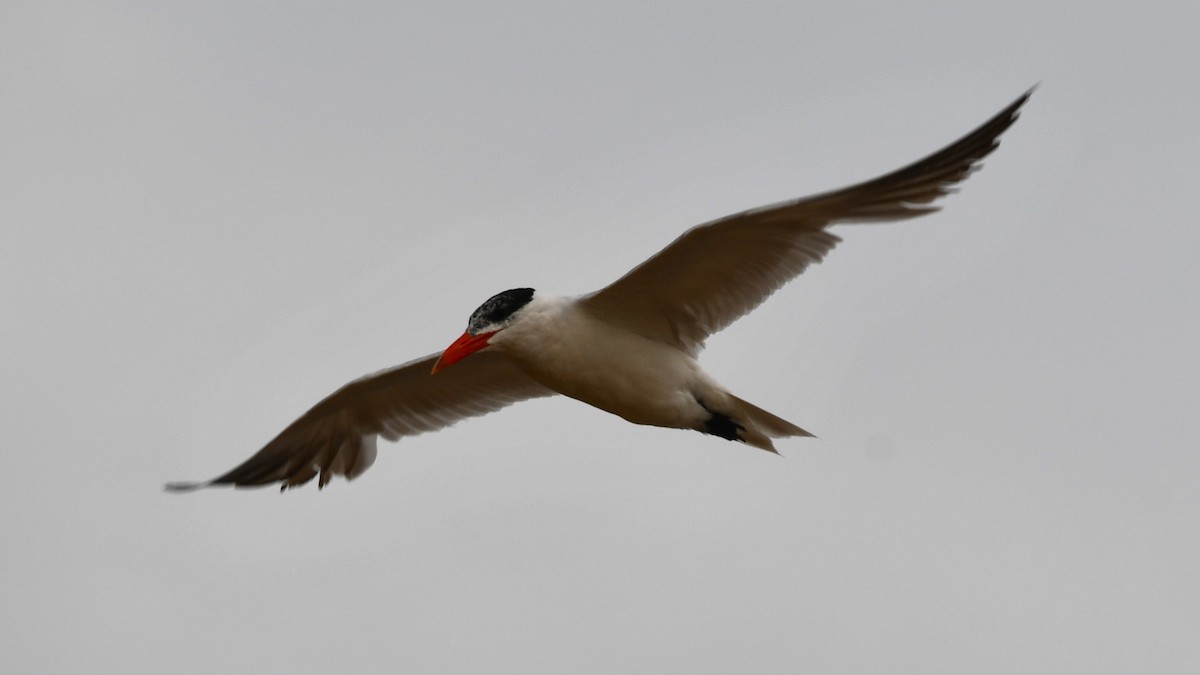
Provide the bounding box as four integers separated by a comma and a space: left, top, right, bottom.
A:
3, 1, 1197, 673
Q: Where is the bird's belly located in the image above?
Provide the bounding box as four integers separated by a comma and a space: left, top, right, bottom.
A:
504, 322, 707, 429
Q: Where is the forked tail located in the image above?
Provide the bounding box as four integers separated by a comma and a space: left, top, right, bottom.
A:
698, 394, 813, 453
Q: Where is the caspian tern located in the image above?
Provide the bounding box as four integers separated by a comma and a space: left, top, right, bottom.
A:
168, 90, 1031, 491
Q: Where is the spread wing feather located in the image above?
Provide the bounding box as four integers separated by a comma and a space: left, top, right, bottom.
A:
167, 351, 554, 491
580, 90, 1031, 354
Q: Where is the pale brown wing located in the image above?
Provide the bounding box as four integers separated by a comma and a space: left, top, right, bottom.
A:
580, 90, 1031, 354
167, 350, 554, 491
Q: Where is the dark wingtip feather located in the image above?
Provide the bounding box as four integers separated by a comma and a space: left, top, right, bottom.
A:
164, 481, 210, 493
812, 87, 1034, 222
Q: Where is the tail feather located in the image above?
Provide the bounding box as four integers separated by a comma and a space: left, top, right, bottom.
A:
728, 394, 813, 452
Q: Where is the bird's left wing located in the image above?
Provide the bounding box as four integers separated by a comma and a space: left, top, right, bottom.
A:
579, 90, 1031, 354
167, 350, 554, 491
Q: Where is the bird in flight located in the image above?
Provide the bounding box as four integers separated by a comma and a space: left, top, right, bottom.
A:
169, 90, 1032, 492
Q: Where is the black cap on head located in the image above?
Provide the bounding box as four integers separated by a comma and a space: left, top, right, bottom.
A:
467, 288, 535, 334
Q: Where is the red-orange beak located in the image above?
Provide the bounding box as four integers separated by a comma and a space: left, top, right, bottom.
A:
431, 330, 497, 374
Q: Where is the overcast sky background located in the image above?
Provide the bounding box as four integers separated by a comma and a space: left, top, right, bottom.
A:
3, 2, 1198, 673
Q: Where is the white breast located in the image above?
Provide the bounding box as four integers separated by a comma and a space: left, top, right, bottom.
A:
490, 295, 713, 429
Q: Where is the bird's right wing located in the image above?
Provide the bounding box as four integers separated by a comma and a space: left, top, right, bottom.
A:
167, 350, 554, 491
580, 90, 1031, 354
